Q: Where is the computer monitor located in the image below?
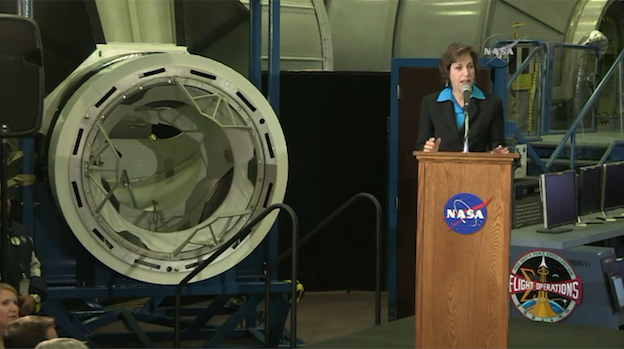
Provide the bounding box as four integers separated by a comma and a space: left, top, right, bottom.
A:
605, 271, 624, 311
537, 170, 577, 234
578, 165, 604, 223
601, 161, 624, 215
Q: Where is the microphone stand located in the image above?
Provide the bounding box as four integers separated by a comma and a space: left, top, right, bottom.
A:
462, 86, 471, 153
462, 105, 469, 153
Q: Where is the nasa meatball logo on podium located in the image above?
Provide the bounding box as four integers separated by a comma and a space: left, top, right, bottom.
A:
509, 250, 583, 323
444, 193, 492, 234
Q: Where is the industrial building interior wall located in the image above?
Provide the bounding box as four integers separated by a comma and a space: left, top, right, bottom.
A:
13, 0, 605, 78
325, 0, 575, 72
193, 0, 333, 76
37, 0, 607, 76
34, 0, 333, 84
325, 0, 399, 71
94, 0, 176, 44
239, 0, 333, 71
488, 0, 570, 43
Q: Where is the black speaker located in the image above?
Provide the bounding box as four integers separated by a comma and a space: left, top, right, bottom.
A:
0, 14, 44, 137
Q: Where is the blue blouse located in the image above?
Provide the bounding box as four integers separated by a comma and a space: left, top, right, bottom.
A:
436, 85, 486, 129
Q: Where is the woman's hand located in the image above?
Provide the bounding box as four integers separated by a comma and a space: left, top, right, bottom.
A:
423, 137, 440, 152
491, 145, 509, 154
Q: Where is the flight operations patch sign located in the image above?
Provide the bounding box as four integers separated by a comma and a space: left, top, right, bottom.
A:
509, 250, 583, 323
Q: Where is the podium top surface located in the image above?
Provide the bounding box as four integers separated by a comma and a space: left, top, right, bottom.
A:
413, 151, 519, 163
511, 209, 624, 249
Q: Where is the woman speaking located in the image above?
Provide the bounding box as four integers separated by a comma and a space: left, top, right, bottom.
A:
415, 43, 509, 154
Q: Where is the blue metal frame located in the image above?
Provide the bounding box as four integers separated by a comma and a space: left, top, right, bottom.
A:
494, 39, 549, 140
32, 180, 297, 347
266, 0, 281, 270
17, 0, 35, 256
249, 0, 262, 88
507, 47, 540, 90
249, 0, 281, 286
543, 43, 601, 134
387, 58, 508, 321
469, 40, 619, 175
545, 46, 624, 170
19, 0, 297, 347
598, 141, 624, 165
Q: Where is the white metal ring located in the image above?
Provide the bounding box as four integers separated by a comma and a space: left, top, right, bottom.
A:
48, 52, 287, 285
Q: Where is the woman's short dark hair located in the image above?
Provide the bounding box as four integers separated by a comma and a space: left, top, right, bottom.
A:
439, 43, 479, 85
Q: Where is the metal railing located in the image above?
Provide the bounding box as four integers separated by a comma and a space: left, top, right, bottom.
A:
495, 39, 548, 104
263, 192, 383, 346
545, 46, 624, 169
544, 43, 601, 135
495, 39, 549, 137
599, 140, 624, 166
506, 46, 543, 91
493, 40, 619, 172
173, 203, 299, 349
495, 40, 549, 172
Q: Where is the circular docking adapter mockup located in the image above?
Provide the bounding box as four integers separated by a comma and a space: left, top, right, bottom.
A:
47, 51, 287, 285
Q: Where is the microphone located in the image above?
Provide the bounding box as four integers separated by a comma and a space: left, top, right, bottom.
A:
461, 84, 471, 153
462, 84, 472, 109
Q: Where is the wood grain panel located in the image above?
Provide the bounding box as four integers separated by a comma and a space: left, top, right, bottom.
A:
414, 152, 516, 349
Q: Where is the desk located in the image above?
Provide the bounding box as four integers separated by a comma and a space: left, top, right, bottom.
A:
508, 212, 624, 329
512, 209, 624, 249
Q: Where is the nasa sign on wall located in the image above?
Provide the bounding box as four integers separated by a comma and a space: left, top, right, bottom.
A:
509, 250, 583, 323
444, 193, 492, 234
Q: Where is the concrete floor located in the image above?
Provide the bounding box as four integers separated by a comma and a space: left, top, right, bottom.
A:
287, 291, 389, 345
308, 314, 624, 349
87, 291, 389, 347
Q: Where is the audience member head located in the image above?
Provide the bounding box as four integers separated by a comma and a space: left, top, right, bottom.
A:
35, 338, 88, 349
0, 283, 19, 334
4, 315, 57, 348
439, 42, 479, 94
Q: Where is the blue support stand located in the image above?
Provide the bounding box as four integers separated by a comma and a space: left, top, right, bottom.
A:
266, 0, 281, 288
249, 0, 262, 89
387, 58, 508, 321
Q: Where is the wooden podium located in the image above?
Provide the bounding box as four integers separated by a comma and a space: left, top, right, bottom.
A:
412, 151, 518, 349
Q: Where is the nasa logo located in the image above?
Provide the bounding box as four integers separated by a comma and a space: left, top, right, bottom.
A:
444, 193, 492, 234
509, 250, 583, 323
480, 34, 519, 69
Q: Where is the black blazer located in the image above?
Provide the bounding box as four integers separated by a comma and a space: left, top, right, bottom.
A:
415, 91, 506, 152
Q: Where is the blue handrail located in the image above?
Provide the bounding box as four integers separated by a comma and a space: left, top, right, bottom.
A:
506, 46, 542, 90
493, 39, 548, 52
599, 140, 624, 166
493, 40, 548, 171
495, 40, 548, 138
509, 125, 549, 173
545, 46, 624, 169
